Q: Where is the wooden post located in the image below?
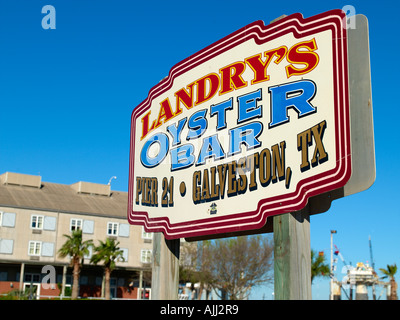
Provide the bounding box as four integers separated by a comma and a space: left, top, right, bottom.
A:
138, 270, 143, 300
61, 265, 67, 299
19, 263, 25, 295
273, 208, 311, 299
270, 12, 311, 299
151, 232, 180, 300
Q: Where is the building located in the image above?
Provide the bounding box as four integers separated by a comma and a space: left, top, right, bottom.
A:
0, 172, 153, 299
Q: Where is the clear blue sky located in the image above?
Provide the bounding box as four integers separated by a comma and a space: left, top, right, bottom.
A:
0, 0, 398, 300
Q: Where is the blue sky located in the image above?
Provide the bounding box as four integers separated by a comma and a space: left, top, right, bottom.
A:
1, 0, 399, 300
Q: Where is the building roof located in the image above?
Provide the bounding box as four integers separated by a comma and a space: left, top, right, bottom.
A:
0, 172, 128, 218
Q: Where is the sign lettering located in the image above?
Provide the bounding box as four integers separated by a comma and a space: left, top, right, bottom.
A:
128, 10, 351, 239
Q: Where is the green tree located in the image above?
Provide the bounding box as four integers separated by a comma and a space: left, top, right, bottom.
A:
180, 241, 214, 299
202, 236, 273, 300
58, 229, 93, 299
311, 250, 330, 283
380, 264, 398, 300
91, 238, 125, 300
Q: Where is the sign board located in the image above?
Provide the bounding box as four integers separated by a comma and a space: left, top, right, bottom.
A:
128, 10, 354, 239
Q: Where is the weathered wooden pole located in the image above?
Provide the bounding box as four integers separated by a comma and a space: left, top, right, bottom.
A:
151, 232, 180, 300
273, 208, 311, 300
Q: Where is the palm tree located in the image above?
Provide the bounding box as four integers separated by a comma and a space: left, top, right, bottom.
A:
379, 264, 398, 300
311, 250, 330, 283
58, 229, 93, 299
91, 238, 125, 300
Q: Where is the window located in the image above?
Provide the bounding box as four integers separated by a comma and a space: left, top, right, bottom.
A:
28, 241, 41, 256
41, 242, 55, 257
142, 227, 153, 240
110, 278, 117, 299
31, 215, 43, 229
120, 248, 128, 262
57, 274, 72, 285
69, 219, 94, 234
140, 249, 152, 264
82, 220, 94, 234
0, 272, 7, 281
0, 239, 13, 254
95, 277, 102, 286
84, 246, 93, 260
43, 216, 56, 231
25, 273, 41, 283
80, 276, 88, 285
0, 212, 16, 228
70, 219, 82, 231
118, 224, 130, 237
107, 222, 118, 236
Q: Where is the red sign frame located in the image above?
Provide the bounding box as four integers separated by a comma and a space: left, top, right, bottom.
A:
128, 10, 351, 239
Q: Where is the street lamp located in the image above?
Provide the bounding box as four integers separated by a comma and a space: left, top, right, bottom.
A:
330, 230, 337, 300
108, 176, 117, 186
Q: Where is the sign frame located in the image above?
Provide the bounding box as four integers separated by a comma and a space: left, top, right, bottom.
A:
128, 9, 358, 240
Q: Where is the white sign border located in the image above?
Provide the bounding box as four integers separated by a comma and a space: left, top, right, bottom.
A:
128, 9, 351, 239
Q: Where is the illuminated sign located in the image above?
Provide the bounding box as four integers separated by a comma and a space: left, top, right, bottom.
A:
128, 10, 351, 239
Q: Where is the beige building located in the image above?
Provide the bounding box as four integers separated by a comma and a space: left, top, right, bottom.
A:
0, 172, 152, 299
